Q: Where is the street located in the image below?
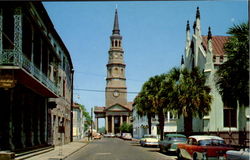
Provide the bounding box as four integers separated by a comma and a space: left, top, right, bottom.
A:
65, 138, 177, 160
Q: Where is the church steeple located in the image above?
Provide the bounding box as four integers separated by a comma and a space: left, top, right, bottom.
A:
112, 9, 120, 35
106, 8, 127, 107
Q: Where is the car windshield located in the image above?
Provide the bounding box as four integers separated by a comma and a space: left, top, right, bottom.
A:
144, 135, 157, 138
198, 139, 226, 146
169, 137, 186, 141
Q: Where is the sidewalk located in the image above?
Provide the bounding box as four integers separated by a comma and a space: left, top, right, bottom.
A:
16, 138, 91, 160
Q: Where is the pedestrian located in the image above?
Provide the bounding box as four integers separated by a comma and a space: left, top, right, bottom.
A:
88, 130, 90, 141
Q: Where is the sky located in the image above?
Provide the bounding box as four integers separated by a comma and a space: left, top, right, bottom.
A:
43, 1, 248, 127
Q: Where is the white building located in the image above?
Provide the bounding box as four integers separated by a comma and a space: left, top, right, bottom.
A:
72, 103, 85, 140
179, 7, 249, 145
132, 107, 177, 139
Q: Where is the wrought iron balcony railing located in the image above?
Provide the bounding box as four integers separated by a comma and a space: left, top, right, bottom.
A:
0, 50, 59, 96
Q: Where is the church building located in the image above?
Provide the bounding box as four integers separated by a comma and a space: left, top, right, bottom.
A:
94, 9, 132, 134
178, 7, 249, 145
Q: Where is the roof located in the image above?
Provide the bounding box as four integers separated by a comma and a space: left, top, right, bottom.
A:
94, 107, 106, 113
189, 135, 224, 141
124, 102, 133, 111
94, 102, 133, 113
165, 134, 186, 137
202, 36, 229, 56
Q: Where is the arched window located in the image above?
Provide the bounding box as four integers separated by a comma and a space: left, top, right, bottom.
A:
119, 41, 121, 47
115, 40, 118, 47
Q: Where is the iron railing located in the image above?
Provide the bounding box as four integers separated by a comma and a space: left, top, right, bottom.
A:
0, 50, 59, 96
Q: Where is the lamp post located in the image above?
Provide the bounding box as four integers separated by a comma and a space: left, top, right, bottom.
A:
91, 107, 93, 140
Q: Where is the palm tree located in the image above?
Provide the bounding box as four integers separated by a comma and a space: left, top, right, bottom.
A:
172, 67, 212, 136
216, 22, 249, 108
144, 74, 167, 140
216, 22, 249, 131
133, 89, 155, 135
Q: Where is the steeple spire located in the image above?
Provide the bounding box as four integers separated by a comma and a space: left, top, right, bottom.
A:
181, 55, 184, 65
208, 26, 212, 40
196, 7, 200, 19
112, 9, 120, 35
186, 20, 190, 31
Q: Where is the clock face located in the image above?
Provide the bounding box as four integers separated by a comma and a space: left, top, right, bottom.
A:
113, 90, 120, 97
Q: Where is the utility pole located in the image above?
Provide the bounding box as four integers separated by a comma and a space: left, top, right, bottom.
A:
91, 107, 93, 140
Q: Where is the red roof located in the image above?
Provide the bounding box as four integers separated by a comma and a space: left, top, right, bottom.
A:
202, 36, 229, 56
124, 102, 133, 111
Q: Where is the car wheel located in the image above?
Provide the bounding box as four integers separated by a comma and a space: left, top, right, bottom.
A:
177, 149, 184, 160
159, 146, 163, 153
193, 153, 197, 160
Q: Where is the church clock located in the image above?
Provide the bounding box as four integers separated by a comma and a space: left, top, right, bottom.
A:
113, 90, 120, 97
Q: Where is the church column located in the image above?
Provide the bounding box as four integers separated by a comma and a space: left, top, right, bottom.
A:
120, 116, 122, 126
112, 116, 114, 133
105, 116, 108, 133
95, 118, 98, 132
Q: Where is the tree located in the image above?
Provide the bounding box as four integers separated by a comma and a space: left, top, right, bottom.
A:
119, 122, 133, 133
144, 74, 167, 140
216, 22, 249, 108
133, 84, 156, 134
78, 104, 92, 131
172, 67, 212, 136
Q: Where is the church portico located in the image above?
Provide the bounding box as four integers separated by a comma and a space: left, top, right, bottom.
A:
94, 104, 132, 134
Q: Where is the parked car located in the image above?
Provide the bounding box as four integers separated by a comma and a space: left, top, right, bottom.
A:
115, 133, 121, 138
122, 133, 132, 140
226, 148, 250, 160
93, 133, 102, 139
159, 134, 187, 153
177, 135, 234, 160
104, 133, 115, 138
140, 134, 159, 147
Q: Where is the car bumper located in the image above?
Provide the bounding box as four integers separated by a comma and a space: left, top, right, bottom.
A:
144, 142, 159, 146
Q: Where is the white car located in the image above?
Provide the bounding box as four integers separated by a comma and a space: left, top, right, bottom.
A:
226, 148, 250, 160
140, 134, 159, 147
122, 133, 132, 140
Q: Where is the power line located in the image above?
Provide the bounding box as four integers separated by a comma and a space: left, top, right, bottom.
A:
73, 88, 139, 94
74, 71, 144, 82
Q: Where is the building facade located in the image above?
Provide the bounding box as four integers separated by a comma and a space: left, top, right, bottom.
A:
178, 7, 249, 145
132, 109, 177, 139
94, 9, 132, 134
0, 2, 73, 151
72, 103, 85, 140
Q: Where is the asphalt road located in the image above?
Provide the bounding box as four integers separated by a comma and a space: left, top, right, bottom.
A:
65, 138, 177, 160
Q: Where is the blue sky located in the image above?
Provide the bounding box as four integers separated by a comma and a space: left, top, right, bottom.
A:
43, 1, 248, 127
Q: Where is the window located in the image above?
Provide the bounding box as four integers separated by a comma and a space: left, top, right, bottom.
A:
3, 8, 14, 49
63, 80, 66, 97
224, 108, 237, 127
213, 56, 216, 62
220, 56, 224, 63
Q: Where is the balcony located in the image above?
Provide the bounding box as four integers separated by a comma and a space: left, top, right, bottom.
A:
0, 50, 59, 97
